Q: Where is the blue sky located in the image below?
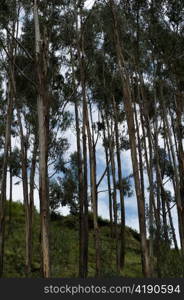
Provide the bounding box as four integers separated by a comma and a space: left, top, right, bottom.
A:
9, 98, 180, 248
6, 0, 180, 245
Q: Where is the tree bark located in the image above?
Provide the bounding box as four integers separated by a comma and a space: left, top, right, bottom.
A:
17, 108, 31, 276
0, 82, 13, 277
8, 137, 13, 233
33, 0, 50, 278
101, 112, 113, 237
110, 0, 150, 277
29, 138, 38, 269
112, 95, 125, 272
161, 93, 184, 253
106, 114, 119, 271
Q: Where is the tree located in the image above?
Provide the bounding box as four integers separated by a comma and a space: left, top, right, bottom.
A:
33, 0, 50, 278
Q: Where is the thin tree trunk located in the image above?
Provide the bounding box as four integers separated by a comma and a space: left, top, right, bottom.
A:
29, 138, 37, 268
72, 65, 88, 277
110, 0, 150, 277
82, 102, 89, 278
33, 0, 50, 277
175, 93, 184, 253
152, 85, 162, 277
161, 92, 184, 253
74, 99, 88, 278
160, 185, 169, 245
101, 112, 113, 237
86, 107, 100, 276
0, 82, 13, 277
166, 200, 179, 251
106, 115, 119, 272
0, 15, 18, 277
112, 95, 125, 272
8, 137, 13, 233
138, 80, 154, 267
73, 6, 89, 277
89, 101, 98, 215
17, 108, 31, 276
163, 120, 178, 251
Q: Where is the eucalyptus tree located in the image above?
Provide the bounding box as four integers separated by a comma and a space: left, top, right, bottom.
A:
0, 0, 183, 279
0, 0, 21, 277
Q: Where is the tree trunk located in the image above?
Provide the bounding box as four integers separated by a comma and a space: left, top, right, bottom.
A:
138, 80, 155, 269
112, 95, 125, 272
106, 114, 119, 271
82, 102, 89, 278
73, 6, 89, 277
175, 93, 184, 253
8, 138, 13, 233
33, 0, 50, 278
161, 93, 184, 253
74, 99, 88, 278
101, 112, 113, 237
17, 108, 31, 276
110, 0, 150, 277
0, 82, 13, 277
166, 200, 179, 251
29, 138, 37, 269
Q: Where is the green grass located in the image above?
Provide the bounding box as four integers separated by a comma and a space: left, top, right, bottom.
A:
4, 201, 183, 278
3, 202, 184, 278
3, 201, 142, 277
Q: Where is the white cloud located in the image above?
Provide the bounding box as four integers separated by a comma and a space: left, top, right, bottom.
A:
85, 0, 96, 9
7, 102, 181, 248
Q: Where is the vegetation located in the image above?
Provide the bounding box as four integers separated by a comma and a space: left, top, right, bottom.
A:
0, 0, 184, 278
4, 201, 184, 278
3, 201, 142, 278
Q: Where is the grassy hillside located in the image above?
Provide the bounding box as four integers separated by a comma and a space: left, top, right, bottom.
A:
3, 201, 143, 278
3, 201, 183, 278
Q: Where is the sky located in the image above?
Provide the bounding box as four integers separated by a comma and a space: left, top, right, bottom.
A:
8, 101, 180, 248
8, 102, 139, 228
85, 0, 96, 9
4, 0, 180, 247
